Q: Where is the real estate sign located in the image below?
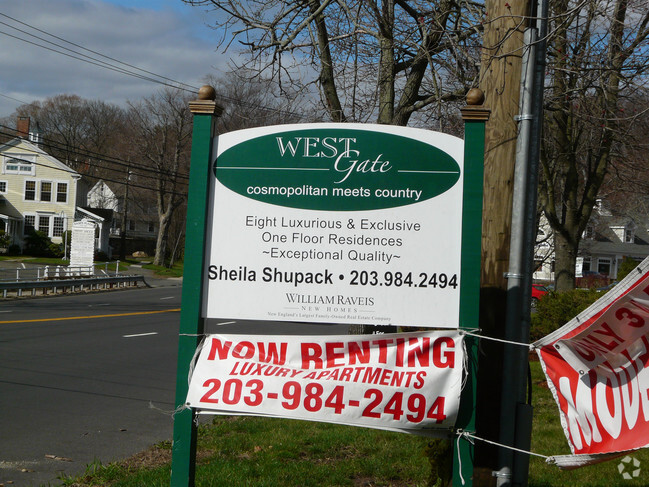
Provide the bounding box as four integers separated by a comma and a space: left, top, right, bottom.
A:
203, 124, 464, 328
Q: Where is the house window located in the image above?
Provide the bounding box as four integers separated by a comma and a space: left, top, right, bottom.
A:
53, 217, 64, 237
38, 216, 50, 236
25, 180, 36, 201
582, 258, 591, 273
625, 228, 635, 243
129, 220, 135, 231
40, 181, 52, 202
4, 155, 35, 175
148, 222, 155, 233
24, 215, 35, 235
598, 258, 611, 276
56, 182, 68, 203
0, 181, 6, 193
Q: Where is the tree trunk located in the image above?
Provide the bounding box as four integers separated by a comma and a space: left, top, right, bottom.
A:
154, 214, 170, 267
377, 0, 395, 124
554, 230, 578, 292
309, 0, 345, 122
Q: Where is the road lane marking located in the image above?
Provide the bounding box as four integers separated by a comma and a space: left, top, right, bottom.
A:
123, 332, 159, 338
160, 296, 175, 300
0, 308, 180, 324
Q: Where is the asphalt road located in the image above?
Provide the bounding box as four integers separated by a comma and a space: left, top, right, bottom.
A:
0, 281, 351, 487
0, 286, 183, 487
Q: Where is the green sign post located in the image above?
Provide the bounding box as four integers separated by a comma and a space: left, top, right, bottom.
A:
453, 90, 490, 486
170, 87, 488, 486
170, 87, 222, 487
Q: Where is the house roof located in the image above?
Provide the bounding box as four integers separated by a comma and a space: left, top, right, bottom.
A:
581, 210, 649, 259
77, 207, 111, 223
581, 241, 649, 259
0, 137, 81, 178
80, 207, 113, 221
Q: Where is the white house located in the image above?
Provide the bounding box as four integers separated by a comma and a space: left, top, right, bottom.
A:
85, 179, 159, 256
0, 118, 80, 250
533, 200, 649, 283
87, 180, 120, 211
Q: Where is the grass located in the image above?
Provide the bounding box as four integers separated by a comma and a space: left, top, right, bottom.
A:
56, 361, 649, 487
60, 418, 432, 487
142, 261, 183, 278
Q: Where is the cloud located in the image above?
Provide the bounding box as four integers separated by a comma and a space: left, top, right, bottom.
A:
0, 0, 227, 117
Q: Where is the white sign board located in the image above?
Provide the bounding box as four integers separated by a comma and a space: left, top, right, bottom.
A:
203, 124, 464, 328
187, 331, 464, 436
69, 219, 95, 273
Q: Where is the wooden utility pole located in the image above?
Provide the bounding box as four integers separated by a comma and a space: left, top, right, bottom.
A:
474, 0, 530, 480
119, 164, 131, 261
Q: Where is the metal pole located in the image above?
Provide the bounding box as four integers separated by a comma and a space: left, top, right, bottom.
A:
496, 26, 537, 487
497, 1, 548, 484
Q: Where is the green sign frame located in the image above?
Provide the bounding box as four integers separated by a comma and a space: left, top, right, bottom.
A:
171, 95, 487, 487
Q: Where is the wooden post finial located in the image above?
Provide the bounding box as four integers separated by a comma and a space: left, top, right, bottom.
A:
466, 88, 485, 106
197, 85, 216, 101
189, 85, 223, 116
461, 88, 490, 121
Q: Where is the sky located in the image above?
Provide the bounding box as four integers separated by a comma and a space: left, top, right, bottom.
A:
0, 0, 230, 119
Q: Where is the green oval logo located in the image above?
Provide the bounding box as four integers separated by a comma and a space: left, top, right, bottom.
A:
214, 127, 461, 211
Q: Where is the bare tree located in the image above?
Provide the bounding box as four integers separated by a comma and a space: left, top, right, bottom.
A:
126, 88, 193, 267
204, 71, 309, 132
185, 0, 483, 127
5, 95, 128, 179
539, 0, 649, 291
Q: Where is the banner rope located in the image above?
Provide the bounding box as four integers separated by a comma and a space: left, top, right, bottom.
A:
456, 429, 551, 461
454, 431, 560, 484
461, 329, 536, 351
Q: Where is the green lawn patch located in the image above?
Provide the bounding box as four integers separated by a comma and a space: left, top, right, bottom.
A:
60, 418, 431, 486
142, 262, 183, 278
57, 362, 649, 487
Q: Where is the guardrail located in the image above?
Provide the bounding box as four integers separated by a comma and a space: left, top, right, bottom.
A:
0, 274, 148, 298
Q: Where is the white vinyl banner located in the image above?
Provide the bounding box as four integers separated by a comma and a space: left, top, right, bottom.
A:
535, 256, 649, 461
186, 331, 464, 436
202, 124, 464, 328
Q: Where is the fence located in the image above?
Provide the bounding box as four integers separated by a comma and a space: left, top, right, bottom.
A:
0, 261, 124, 282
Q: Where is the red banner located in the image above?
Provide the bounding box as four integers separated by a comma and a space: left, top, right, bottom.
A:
535, 257, 649, 456
186, 331, 464, 436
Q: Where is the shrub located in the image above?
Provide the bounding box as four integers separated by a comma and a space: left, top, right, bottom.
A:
0, 231, 10, 248
530, 289, 601, 341
95, 250, 110, 261
617, 257, 639, 282
48, 242, 64, 258
24, 230, 56, 257
7, 244, 21, 255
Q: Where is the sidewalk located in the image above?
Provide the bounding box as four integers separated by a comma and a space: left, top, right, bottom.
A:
128, 263, 183, 288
